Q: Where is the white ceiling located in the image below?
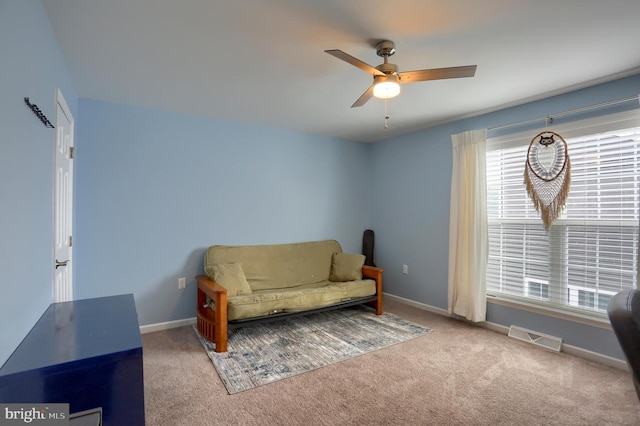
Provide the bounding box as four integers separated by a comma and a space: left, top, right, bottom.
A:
44, 0, 640, 143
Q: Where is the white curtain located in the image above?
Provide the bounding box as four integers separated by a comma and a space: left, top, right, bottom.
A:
448, 129, 488, 322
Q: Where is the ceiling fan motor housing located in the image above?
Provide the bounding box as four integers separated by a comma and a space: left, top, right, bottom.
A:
376, 40, 396, 57
373, 74, 399, 85
375, 62, 398, 75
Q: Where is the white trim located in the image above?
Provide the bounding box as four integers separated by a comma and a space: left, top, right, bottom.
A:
562, 343, 628, 371
144, 295, 627, 370
487, 295, 612, 331
383, 292, 450, 316
385, 293, 627, 371
139, 317, 196, 334
481, 320, 627, 371
53, 88, 74, 303
55, 88, 73, 123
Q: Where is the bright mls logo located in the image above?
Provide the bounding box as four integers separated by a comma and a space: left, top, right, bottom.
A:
0, 404, 69, 425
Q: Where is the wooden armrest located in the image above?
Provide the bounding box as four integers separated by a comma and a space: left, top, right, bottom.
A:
195, 275, 228, 352
362, 264, 384, 277
196, 275, 227, 298
361, 265, 384, 315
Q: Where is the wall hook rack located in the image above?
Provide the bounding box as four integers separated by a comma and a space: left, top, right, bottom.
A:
24, 97, 55, 129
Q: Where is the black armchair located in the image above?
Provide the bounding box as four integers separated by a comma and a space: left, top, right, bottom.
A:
607, 289, 640, 402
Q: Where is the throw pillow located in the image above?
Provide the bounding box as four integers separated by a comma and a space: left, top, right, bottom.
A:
206, 263, 252, 296
329, 252, 365, 282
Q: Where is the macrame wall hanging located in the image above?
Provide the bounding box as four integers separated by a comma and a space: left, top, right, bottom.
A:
524, 130, 571, 231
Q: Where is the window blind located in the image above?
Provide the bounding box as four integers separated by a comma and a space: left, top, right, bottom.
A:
486, 112, 640, 319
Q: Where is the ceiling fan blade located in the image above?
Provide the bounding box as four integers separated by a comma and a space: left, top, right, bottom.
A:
325, 49, 385, 76
399, 65, 477, 83
351, 85, 374, 108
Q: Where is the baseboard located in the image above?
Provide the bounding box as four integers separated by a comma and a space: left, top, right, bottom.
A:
383, 292, 450, 316
385, 293, 629, 371
139, 317, 196, 334
142, 296, 629, 371
561, 343, 628, 371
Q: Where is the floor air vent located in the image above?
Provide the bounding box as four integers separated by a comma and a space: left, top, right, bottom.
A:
508, 325, 563, 352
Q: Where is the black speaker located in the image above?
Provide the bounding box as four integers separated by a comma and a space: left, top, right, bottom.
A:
362, 229, 376, 267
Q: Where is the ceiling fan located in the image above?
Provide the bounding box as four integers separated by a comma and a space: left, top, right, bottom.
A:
325, 40, 477, 108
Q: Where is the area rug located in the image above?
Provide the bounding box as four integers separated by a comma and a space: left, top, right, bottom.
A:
194, 307, 432, 394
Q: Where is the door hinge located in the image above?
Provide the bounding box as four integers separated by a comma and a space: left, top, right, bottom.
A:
69, 146, 75, 159
68, 235, 73, 247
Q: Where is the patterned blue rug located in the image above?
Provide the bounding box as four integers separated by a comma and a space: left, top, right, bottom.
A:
194, 307, 432, 394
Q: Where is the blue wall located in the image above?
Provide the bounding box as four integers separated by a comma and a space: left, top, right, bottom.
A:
371, 74, 640, 359
3, 0, 639, 367
0, 0, 77, 366
75, 99, 373, 326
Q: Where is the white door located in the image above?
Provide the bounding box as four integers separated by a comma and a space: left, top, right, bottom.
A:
54, 88, 74, 303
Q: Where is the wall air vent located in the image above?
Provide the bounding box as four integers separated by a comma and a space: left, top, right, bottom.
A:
508, 325, 563, 352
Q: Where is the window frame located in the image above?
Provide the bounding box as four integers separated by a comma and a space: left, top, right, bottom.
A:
485, 109, 640, 328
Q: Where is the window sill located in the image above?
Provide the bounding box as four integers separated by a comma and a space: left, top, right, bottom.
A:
486, 295, 612, 331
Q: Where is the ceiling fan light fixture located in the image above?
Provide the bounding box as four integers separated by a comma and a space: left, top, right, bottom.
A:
373, 81, 400, 99
373, 74, 400, 99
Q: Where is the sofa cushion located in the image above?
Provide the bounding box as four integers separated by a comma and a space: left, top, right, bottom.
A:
329, 252, 365, 282
206, 262, 252, 297
205, 240, 343, 291
225, 279, 376, 321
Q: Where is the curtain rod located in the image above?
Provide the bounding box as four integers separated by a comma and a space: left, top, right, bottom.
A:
488, 94, 640, 132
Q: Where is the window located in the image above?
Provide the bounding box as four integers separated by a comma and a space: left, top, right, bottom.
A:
525, 278, 549, 300
486, 111, 640, 320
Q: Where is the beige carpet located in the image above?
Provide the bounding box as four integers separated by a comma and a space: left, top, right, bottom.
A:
142, 297, 640, 426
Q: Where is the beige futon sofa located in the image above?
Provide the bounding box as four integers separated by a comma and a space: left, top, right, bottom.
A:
196, 240, 383, 352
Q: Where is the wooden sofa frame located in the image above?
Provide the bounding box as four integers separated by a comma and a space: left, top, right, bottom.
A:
196, 265, 384, 352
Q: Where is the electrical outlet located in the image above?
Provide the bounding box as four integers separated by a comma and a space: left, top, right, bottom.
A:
178, 277, 186, 289
402, 264, 408, 274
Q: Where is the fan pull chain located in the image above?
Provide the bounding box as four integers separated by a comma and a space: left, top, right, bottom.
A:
384, 99, 390, 129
